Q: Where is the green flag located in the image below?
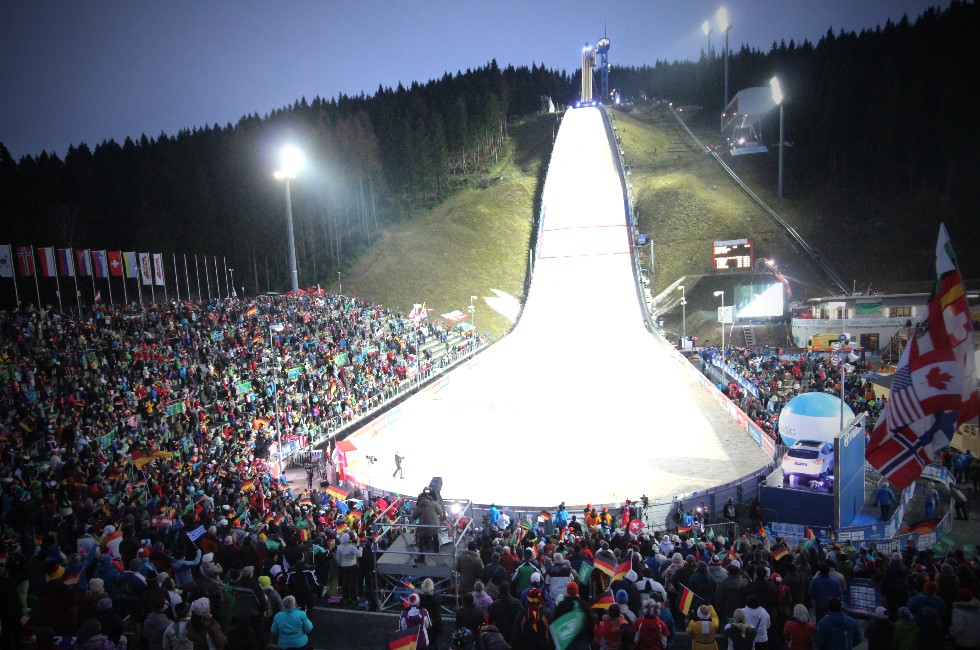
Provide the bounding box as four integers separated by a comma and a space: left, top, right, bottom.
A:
549, 606, 586, 650
577, 561, 593, 586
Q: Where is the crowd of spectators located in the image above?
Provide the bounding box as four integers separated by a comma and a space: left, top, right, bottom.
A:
695, 346, 888, 444
0, 293, 485, 650
422, 512, 980, 650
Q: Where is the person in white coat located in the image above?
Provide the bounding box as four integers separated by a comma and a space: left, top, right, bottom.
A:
950, 588, 980, 650
743, 595, 771, 648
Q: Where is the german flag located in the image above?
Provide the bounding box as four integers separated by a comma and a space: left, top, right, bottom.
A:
612, 558, 632, 581
728, 545, 739, 562
388, 626, 419, 650
241, 480, 256, 494
63, 569, 83, 586
252, 417, 270, 430
245, 305, 258, 317
539, 510, 552, 521
758, 524, 767, 539
252, 335, 263, 345
772, 545, 789, 562
297, 527, 310, 542
805, 527, 816, 541
593, 556, 616, 577
678, 586, 695, 615
326, 485, 349, 500
677, 525, 692, 534
592, 589, 615, 609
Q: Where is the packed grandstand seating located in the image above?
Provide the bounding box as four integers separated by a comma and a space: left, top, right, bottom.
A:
0, 295, 973, 650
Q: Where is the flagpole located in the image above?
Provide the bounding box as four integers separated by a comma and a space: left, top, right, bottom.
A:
136, 259, 143, 305
195, 255, 202, 300
121, 259, 129, 305
105, 254, 114, 306
72, 252, 81, 313
223, 256, 229, 299
162, 255, 168, 303
89, 252, 97, 305
173, 254, 180, 302
31, 247, 41, 308
214, 256, 221, 299
8, 244, 20, 306
54, 268, 62, 313
204, 255, 212, 301
184, 254, 191, 302
149, 257, 155, 304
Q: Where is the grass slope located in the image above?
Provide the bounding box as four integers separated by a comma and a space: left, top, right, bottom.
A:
339, 115, 557, 340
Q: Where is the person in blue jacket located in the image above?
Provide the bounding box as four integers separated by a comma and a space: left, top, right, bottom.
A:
814, 598, 860, 649
271, 595, 314, 650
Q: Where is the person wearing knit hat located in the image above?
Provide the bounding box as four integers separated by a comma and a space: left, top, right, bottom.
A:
397, 592, 432, 649
686, 603, 719, 650
44, 560, 65, 582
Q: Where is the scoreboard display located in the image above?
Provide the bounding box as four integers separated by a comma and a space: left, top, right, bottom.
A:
712, 238, 754, 270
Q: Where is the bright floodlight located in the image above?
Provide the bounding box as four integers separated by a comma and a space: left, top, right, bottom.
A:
274, 145, 304, 180
270, 323, 285, 333
702, 21, 711, 36
716, 7, 729, 32
713, 290, 724, 297
771, 77, 784, 105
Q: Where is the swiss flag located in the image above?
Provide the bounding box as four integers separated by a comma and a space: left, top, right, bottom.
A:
107, 251, 123, 277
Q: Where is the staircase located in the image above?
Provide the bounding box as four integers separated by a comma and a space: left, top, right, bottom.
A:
742, 326, 756, 348
881, 328, 908, 365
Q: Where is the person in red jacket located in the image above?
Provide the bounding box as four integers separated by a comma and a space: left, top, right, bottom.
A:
632, 599, 671, 649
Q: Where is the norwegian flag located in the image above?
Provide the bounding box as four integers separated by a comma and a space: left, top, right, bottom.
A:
867, 224, 980, 489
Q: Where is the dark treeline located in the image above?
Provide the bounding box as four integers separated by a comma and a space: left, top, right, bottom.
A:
3, 1, 978, 297
611, 1, 980, 241
0, 61, 573, 294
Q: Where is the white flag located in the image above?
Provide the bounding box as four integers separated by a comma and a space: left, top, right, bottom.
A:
0, 244, 12, 278
139, 253, 152, 285
153, 253, 165, 286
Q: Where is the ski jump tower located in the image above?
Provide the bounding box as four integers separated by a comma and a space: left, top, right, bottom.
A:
581, 43, 595, 104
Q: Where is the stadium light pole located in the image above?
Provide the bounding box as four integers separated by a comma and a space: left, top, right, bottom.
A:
677, 285, 687, 343
274, 146, 304, 294
268, 323, 285, 478
229, 268, 236, 298
714, 290, 726, 366
702, 21, 712, 60
717, 7, 731, 132
770, 76, 785, 199
337, 271, 342, 295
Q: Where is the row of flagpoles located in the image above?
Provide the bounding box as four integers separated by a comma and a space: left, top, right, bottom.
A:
0, 245, 237, 312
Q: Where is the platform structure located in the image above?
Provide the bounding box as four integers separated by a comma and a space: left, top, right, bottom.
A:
372, 498, 475, 612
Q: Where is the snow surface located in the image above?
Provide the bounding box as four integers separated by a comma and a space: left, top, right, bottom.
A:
346, 107, 771, 508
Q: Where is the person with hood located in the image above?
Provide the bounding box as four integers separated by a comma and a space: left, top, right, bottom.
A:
686, 603, 720, 650
457, 541, 484, 593
708, 555, 728, 585
807, 565, 842, 621
716, 563, 748, 624
615, 590, 637, 624
476, 621, 509, 650
94, 553, 124, 605
410, 490, 443, 561
335, 532, 362, 603
893, 607, 920, 650
863, 606, 894, 650
271, 595, 312, 650
546, 552, 575, 605
142, 598, 172, 650
783, 603, 816, 649
162, 601, 192, 650
455, 592, 487, 639
398, 593, 433, 650
949, 588, 980, 650
689, 561, 717, 609
635, 566, 669, 607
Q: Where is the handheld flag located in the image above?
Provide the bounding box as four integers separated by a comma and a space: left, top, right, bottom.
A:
550, 607, 586, 650
867, 223, 980, 489
388, 625, 419, 650
678, 585, 696, 615
593, 556, 616, 577
592, 589, 615, 609
326, 485, 349, 500
772, 545, 789, 562
612, 557, 632, 581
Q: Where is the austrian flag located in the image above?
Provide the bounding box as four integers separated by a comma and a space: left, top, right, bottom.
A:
867, 223, 980, 489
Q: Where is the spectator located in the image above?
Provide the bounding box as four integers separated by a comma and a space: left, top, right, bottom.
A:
724, 608, 757, 650
813, 598, 859, 649
949, 588, 980, 649
487, 581, 523, 646
783, 603, 816, 649
270, 595, 313, 650
863, 606, 894, 650
418, 579, 444, 647
743, 594, 771, 649
186, 597, 227, 650
398, 593, 433, 650
686, 603, 719, 650
512, 588, 553, 650
807, 565, 842, 621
